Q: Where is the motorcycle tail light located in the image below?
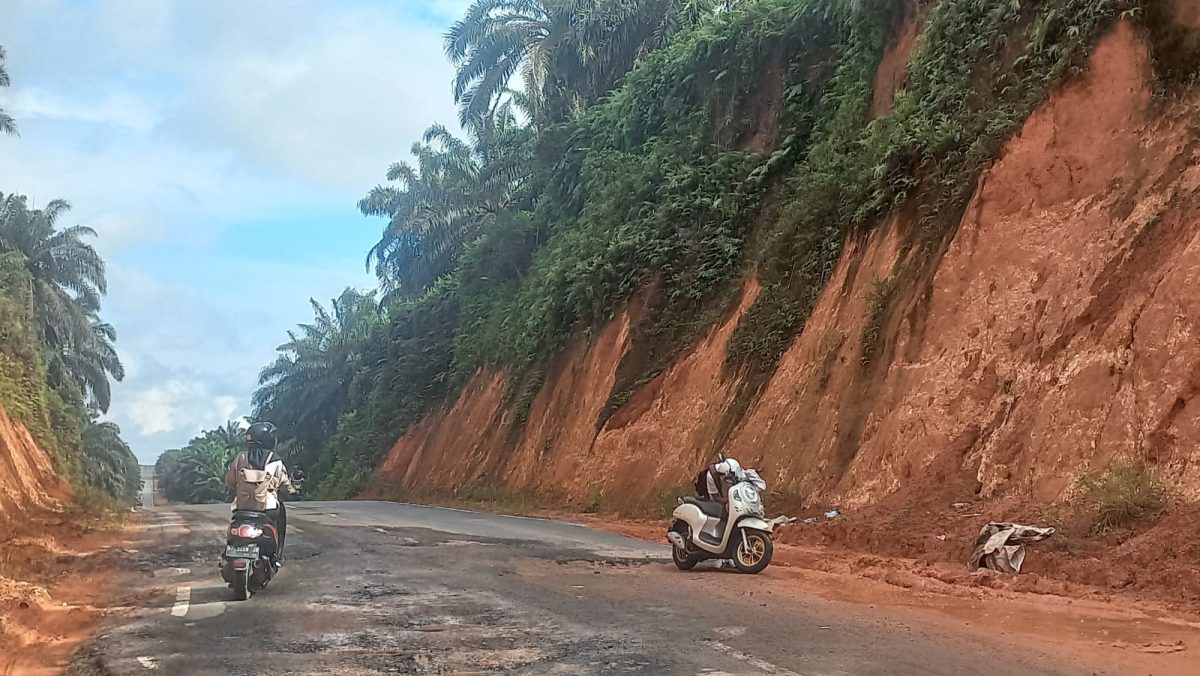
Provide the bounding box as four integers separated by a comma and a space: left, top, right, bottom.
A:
232, 525, 262, 538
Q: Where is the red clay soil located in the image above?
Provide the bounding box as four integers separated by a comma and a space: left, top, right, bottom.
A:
0, 511, 137, 675
0, 403, 136, 674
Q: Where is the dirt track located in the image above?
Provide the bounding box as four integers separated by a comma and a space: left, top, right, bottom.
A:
57, 501, 1195, 675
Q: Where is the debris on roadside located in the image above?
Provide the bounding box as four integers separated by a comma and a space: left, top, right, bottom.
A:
1109, 640, 1187, 654
967, 522, 1055, 573
824, 509, 840, 520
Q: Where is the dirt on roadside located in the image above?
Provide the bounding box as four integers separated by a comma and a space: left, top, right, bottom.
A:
0, 508, 140, 675
565, 507, 1200, 676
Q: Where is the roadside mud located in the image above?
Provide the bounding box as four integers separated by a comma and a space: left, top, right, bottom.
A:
0, 509, 139, 675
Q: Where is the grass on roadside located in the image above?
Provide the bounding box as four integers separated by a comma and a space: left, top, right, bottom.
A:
1074, 459, 1167, 535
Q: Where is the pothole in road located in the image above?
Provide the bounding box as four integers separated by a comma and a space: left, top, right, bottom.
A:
281, 543, 323, 560
554, 556, 665, 568
286, 578, 669, 673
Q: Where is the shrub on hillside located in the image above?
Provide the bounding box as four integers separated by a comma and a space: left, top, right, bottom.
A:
1075, 459, 1167, 534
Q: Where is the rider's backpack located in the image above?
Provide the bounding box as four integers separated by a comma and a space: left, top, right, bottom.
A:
235, 468, 277, 511
693, 467, 711, 499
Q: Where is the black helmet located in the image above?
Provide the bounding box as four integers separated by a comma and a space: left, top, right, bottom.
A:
245, 421, 277, 450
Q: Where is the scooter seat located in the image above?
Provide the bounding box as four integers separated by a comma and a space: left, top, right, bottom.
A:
681, 496, 725, 518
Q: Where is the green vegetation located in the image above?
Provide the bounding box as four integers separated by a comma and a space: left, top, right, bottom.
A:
1075, 459, 1168, 534
155, 423, 245, 504
0, 54, 137, 507
0, 46, 14, 136
859, 273, 898, 366
249, 0, 1183, 498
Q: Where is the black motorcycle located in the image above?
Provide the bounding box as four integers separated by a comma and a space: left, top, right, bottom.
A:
219, 510, 280, 601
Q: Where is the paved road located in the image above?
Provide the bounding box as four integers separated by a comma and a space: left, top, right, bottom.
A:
69, 501, 1096, 675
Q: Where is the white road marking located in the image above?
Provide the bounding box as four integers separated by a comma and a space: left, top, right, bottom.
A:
289, 525, 304, 535
136, 656, 158, 669
171, 586, 191, 618
705, 640, 800, 676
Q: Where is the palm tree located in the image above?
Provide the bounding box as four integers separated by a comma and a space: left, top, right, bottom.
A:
360, 103, 533, 297
446, 0, 732, 128
0, 46, 16, 136
209, 420, 247, 450
155, 436, 237, 504
81, 418, 140, 503
59, 313, 125, 412
253, 288, 382, 468
0, 193, 124, 410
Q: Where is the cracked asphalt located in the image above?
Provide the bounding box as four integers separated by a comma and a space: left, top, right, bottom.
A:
67, 501, 1094, 675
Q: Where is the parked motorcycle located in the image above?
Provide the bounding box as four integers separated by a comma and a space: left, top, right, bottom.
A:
666, 457, 795, 573
219, 510, 281, 600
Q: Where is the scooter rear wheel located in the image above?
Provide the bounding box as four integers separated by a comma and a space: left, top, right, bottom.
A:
670, 522, 700, 570
672, 543, 699, 570
232, 568, 250, 601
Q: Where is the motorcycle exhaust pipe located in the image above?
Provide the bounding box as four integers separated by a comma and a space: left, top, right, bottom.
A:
666, 532, 686, 549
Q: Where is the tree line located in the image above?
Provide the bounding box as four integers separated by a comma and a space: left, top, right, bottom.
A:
0, 47, 140, 506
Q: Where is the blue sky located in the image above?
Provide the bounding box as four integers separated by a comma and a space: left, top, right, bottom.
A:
0, 0, 471, 463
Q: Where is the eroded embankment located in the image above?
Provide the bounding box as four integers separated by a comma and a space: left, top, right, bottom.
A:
0, 403, 133, 671
368, 18, 1200, 611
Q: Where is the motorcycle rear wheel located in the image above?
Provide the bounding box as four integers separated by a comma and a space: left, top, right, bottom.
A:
670, 521, 700, 570
672, 544, 699, 570
232, 568, 250, 601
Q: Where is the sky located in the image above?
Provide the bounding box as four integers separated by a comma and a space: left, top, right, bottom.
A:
0, 0, 471, 463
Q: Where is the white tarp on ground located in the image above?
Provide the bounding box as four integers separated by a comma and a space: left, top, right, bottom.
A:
968, 522, 1055, 573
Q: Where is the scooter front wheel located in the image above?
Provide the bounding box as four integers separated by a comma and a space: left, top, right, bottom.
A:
732, 530, 773, 574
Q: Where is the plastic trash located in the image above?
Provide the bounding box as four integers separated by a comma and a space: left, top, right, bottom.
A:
824, 509, 839, 519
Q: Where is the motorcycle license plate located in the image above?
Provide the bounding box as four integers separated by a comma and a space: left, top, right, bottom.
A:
225, 544, 259, 559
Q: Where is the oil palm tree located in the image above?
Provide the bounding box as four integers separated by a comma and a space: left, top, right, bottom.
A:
58, 312, 125, 412
253, 288, 382, 468
360, 102, 533, 297
155, 436, 236, 504
81, 418, 140, 503
0, 193, 124, 410
0, 46, 16, 136
445, 0, 732, 128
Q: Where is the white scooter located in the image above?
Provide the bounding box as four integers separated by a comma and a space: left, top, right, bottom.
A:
666, 457, 795, 574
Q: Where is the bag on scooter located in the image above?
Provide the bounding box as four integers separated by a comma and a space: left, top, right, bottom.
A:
235, 468, 277, 511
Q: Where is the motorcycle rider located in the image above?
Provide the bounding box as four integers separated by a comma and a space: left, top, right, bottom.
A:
225, 421, 295, 566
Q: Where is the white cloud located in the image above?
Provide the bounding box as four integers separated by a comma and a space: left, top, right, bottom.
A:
128, 380, 240, 437
8, 88, 161, 133
179, 3, 463, 194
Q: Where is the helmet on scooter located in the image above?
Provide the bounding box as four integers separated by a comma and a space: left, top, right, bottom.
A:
714, 458, 744, 482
